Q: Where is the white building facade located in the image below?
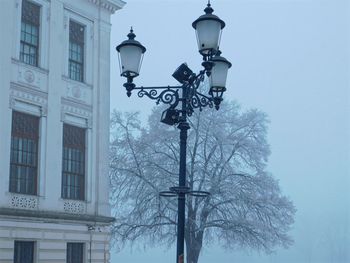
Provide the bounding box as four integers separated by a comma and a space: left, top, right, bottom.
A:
0, 0, 124, 262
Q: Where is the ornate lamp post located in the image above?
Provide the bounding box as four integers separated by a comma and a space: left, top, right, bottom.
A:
116, 2, 231, 263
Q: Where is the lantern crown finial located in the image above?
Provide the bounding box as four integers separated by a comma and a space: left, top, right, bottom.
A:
204, 1, 214, 14
117, 27, 146, 53
127, 27, 136, 40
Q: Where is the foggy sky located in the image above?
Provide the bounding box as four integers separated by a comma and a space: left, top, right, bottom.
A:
109, 0, 350, 262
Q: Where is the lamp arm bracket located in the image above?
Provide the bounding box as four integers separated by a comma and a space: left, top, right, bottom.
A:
129, 67, 214, 116
133, 85, 182, 90
137, 86, 181, 108
187, 91, 213, 115
185, 70, 213, 115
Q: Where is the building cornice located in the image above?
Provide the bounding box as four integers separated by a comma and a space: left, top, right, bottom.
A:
88, 0, 126, 14
0, 208, 116, 224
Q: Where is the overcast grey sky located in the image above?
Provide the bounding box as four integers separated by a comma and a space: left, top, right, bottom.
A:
109, 0, 349, 262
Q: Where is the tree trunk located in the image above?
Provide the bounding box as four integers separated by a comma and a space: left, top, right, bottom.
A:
185, 229, 203, 263
186, 243, 201, 263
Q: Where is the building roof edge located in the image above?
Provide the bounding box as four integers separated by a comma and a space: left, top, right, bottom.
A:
88, 0, 126, 14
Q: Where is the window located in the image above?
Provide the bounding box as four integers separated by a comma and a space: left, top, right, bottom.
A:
10, 111, 39, 195
62, 124, 85, 200
14, 241, 35, 263
69, 21, 85, 82
20, 0, 40, 66
67, 243, 84, 263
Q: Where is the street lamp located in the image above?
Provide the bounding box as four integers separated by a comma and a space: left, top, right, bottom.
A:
209, 51, 232, 109
192, 1, 225, 58
116, 2, 231, 263
116, 28, 146, 97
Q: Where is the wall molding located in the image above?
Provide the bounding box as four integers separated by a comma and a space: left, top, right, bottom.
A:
87, 0, 126, 14
10, 82, 48, 116
61, 98, 93, 128
0, 207, 115, 224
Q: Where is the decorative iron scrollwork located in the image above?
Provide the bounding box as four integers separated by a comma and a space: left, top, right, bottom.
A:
186, 70, 214, 115
189, 92, 213, 114
124, 63, 217, 119
137, 87, 181, 108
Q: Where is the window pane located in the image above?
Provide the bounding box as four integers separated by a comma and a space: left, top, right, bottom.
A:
69, 21, 84, 82
22, 0, 40, 25
69, 21, 84, 43
62, 124, 85, 200
14, 241, 34, 263
20, 0, 40, 67
10, 112, 39, 195
67, 243, 84, 263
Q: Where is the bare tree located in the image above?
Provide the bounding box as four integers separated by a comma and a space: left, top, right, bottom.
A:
110, 101, 296, 263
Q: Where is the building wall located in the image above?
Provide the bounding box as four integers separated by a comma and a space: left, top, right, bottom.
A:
0, 0, 125, 262
0, 218, 111, 263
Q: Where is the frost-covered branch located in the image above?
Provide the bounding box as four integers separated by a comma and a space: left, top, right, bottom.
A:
109, 102, 295, 263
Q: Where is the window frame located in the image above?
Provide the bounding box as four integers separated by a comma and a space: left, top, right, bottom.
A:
9, 111, 39, 195
61, 123, 86, 200
68, 20, 85, 82
20, 0, 41, 67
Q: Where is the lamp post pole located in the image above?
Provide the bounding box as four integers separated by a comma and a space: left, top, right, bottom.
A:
116, 3, 231, 263
176, 85, 190, 263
